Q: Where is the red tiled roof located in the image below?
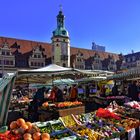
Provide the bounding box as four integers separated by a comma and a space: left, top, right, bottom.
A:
0, 36, 52, 58
0, 36, 119, 60
70, 47, 119, 60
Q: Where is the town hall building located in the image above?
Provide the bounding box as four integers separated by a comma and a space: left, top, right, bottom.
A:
0, 9, 119, 77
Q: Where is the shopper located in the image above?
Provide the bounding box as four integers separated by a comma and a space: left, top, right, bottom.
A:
100, 85, 106, 97
112, 83, 119, 96
49, 87, 56, 102
70, 84, 78, 101
63, 86, 68, 101
55, 86, 64, 102
128, 81, 139, 101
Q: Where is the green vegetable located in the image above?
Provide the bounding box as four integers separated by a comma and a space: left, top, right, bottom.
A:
0, 126, 8, 133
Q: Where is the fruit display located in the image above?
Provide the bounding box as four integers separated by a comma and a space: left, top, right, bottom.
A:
19, 96, 30, 103
70, 126, 102, 140
107, 104, 140, 119
113, 106, 134, 117
50, 129, 77, 140
39, 124, 53, 134
39, 120, 66, 134
0, 126, 8, 133
74, 112, 96, 124
115, 118, 140, 131
0, 131, 21, 140
9, 118, 50, 140
56, 101, 82, 108
96, 108, 121, 120
51, 122, 65, 132
89, 124, 124, 139
60, 115, 78, 128
1, 102, 140, 140
42, 102, 49, 108
106, 96, 126, 99
124, 101, 140, 110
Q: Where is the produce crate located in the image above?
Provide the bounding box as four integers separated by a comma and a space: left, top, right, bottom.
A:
58, 106, 85, 117
50, 129, 79, 140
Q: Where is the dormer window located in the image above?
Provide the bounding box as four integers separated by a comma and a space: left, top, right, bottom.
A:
34, 54, 37, 58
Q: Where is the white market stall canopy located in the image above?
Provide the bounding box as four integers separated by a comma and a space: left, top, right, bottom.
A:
18, 64, 74, 75
107, 68, 140, 80
0, 73, 17, 126
75, 69, 114, 77
75, 76, 107, 83
17, 64, 114, 84
17, 64, 76, 84
52, 78, 76, 85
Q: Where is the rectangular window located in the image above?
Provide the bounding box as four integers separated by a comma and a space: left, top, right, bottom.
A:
132, 56, 135, 61
10, 61, 13, 65
31, 62, 33, 66
6, 60, 9, 65
2, 51, 5, 55
127, 58, 130, 62
7, 52, 10, 55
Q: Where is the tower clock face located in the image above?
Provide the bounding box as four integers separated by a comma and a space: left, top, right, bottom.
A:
61, 42, 67, 55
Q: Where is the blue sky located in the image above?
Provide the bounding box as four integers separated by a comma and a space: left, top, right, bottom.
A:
0, 0, 140, 54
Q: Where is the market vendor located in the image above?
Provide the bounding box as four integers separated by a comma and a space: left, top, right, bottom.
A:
70, 84, 78, 101
33, 87, 46, 105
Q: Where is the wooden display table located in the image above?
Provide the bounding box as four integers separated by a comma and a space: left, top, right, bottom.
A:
58, 105, 85, 117
38, 105, 85, 121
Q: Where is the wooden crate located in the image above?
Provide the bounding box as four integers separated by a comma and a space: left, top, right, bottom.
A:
58, 105, 85, 117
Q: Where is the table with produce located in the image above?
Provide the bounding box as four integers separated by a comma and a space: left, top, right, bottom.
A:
1, 101, 140, 140
90, 95, 130, 106
39, 101, 85, 121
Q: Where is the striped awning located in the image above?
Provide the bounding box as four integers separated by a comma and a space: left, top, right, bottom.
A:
0, 73, 16, 126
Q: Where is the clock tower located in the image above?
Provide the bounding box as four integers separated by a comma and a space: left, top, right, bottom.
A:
51, 7, 70, 67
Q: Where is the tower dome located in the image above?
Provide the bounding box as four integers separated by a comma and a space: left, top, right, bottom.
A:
52, 9, 69, 37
